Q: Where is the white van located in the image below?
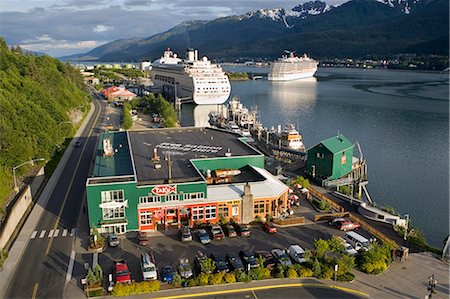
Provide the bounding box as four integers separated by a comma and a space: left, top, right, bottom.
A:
141, 252, 157, 280
344, 231, 370, 252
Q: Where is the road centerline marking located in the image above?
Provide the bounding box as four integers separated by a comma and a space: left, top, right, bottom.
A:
45, 100, 101, 255
31, 283, 38, 299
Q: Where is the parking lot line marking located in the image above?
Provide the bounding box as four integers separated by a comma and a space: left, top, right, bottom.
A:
39, 231, 46, 238
48, 230, 54, 238
31, 283, 38, 299
251, 290, 258, 299
62, 229, 68, 237
31, 231, 37, 239
70, 228, 76, 236
65, 250, 76, 283
53, 229, 60, 237
152, 283, 369, 299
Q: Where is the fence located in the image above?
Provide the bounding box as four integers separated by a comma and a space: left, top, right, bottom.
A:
308, 187, 345, 213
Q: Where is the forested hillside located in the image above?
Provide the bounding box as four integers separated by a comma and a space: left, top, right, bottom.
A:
0, 37, 90, 213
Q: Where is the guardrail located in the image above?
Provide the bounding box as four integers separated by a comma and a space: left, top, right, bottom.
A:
309, 186, 399, 249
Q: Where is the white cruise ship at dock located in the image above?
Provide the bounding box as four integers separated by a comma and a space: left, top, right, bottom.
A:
268, 52, 318, 81
151, 48, 231, 105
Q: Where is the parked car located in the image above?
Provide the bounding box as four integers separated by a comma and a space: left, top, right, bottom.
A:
161, 265, 176, 283
343, 242, 358, 256
178, 258, 193, 278
74, 140, 82, 148
255, 250, 276, 269
226, 252, 245, 271
224, 224, 237, 237
197, 229, 211, 244
107, 233, 119, 247
263, 222, 277, 233
141, 252, 157, 280
180, 226, 192, 242
138, 232, 149, 246
338, 221, 361, 231
210, 254, 229, 273
271, 249, 292, 266
210, 224, 225, 240
234, 223, 251, 237
287, 244, 308, 264
328, 217, 347, 227
239, 250, 258, 268
113, 259, 131, 284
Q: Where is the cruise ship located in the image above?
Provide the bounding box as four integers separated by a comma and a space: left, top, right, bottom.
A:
151, 48, 231, 105
268, 51, 318, 81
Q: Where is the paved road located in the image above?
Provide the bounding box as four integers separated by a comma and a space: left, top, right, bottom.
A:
5, 92, 104, 298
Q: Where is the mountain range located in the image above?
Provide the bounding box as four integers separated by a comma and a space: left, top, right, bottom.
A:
61, 0, 449, 62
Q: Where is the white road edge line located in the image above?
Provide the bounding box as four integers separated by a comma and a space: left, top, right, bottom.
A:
93, 252, 98, 268
31, 231, 37, 239
65, 250, 76, 283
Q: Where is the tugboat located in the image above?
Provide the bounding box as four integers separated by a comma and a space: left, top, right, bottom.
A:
279, 124, 305, 151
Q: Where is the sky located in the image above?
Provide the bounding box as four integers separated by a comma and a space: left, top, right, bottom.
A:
0, 0, 346, 57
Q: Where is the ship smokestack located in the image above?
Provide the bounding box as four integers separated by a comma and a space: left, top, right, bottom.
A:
187, 48, 195, 61
194, 49, 198, 61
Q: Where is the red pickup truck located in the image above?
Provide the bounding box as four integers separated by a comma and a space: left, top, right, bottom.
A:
114, 259, 131, 284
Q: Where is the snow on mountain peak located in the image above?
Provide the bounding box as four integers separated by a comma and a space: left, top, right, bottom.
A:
375, 0, 418, 14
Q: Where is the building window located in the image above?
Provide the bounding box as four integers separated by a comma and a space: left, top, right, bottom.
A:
254, 201, 265, 214
192, 207, 204, 220
205, 205, 216, 220
218, 203, 229, 218
165, 194, 179, 202
140, 211, 153, 225
183, 192, 204, 200
139, 195, 161, 204
101, 190, 125, 220
316, 152, 324, 159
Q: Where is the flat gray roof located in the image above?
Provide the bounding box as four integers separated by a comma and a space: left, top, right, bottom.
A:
128, 127, 261, 185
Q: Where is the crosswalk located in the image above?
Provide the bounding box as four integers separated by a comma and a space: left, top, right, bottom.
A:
30, 228, 76, 240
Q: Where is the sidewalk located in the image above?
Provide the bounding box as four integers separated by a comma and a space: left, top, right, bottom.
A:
0, 101, 96, 298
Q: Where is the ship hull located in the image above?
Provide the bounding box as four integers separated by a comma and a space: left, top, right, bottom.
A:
268, 68, 318, 81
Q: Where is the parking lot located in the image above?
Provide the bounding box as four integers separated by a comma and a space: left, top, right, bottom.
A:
94, 218, 377, 285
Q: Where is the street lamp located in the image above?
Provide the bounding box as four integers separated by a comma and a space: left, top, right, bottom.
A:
427, 274, 437, 298
404, 213, 410, 241
13, 158, 45, 192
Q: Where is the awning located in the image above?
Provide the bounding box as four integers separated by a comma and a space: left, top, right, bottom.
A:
290, 195, 299, 200
301, 188, 309, 193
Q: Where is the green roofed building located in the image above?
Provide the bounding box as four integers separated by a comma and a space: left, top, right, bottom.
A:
86, 127, 290, 235
306, 134, 354, 181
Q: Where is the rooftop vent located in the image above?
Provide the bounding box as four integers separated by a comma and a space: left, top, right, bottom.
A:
103, 138, 114, 157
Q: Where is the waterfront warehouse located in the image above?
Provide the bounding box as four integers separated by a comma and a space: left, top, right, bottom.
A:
306, 134, 354, 181
86, 128, 289, 234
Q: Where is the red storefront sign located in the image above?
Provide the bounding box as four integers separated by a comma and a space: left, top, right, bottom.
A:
341, 155, 346, 165
152, 185, 176, 196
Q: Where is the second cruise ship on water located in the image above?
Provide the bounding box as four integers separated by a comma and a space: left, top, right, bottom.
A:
151, 48, 231, 105
268, 51, 318, 81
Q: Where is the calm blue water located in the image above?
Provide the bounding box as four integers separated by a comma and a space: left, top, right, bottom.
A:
181, 67, 449, 247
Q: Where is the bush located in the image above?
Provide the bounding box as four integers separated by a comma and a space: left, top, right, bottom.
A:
172, 273, 182, 287
209, 272, 225, 285
187, 278, 197, 287
235, 270, 251, 283
322, 268, 334, 280
338, 272, 355, 282
275, 264, 286, 278
299, 267, 314, 277
260, 268, 271, 279
224, 273, 236, 284
312, 259, 322, 278
286, 267, 299, 278
357, 243, 391, 274
250, 267, 269, 280
0, 248, 8, 270
197, 273, 210, 286
112, 281, 160, 296
199, 257, 216, 274
318, 199, 332, 211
